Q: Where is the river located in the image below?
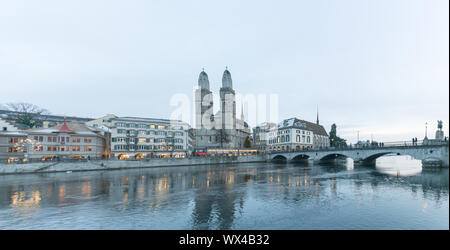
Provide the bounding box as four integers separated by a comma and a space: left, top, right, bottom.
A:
0, 155, 448, 229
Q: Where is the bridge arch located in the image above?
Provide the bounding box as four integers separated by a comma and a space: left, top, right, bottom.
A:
272, 155, 288, 163
291, 154, 310, 162
320, 153, 350, 162
362, 152, 398, 164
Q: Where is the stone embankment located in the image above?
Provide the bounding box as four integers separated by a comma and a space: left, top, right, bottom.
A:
0, 155, 267, 175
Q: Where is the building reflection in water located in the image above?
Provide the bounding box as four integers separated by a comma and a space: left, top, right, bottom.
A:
0, 158, 447, 229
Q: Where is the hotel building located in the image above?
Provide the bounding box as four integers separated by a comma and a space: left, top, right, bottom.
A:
86, 115, 193, 159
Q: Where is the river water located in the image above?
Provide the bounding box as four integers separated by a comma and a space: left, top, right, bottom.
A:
0, 156, 448, 230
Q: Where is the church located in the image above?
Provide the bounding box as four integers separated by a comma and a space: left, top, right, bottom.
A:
193, 68, 251, 151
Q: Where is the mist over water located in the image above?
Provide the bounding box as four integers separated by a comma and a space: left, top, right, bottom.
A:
0, 156, 448, 230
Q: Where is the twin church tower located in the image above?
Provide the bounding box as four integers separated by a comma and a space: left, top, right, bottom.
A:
194, 68, 250, 149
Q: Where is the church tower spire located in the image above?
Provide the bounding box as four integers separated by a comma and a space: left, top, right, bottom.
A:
316, 106, 319, 125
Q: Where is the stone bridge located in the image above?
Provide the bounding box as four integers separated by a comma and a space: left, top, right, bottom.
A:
267, 142, 449, 167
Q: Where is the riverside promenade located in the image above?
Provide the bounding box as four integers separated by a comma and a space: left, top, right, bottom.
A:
0, 155, 266, 175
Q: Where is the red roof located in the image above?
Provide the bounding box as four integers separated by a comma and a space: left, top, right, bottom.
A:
59, 117, 73, 133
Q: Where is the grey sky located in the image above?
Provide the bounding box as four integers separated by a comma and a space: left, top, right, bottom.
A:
0, 0, 448, 143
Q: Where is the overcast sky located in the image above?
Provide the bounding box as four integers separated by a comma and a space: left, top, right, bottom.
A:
0, 0, 448, 143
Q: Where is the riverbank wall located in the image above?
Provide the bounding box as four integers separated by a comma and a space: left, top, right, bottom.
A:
0, 155, 267, 175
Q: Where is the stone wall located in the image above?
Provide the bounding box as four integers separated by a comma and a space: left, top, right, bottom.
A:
0, 155, 267, 175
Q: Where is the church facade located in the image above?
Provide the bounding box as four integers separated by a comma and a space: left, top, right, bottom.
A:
193, 68, 251, 151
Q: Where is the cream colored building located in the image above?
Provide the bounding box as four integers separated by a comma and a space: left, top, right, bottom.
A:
266, 118, 330, 152
86, 115, 193, 159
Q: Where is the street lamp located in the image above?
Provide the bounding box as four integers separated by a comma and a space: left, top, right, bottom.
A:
425, 122, 428, 139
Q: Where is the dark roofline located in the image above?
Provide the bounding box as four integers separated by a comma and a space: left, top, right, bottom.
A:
278, 118, 329, 137
0, 110, 93, 122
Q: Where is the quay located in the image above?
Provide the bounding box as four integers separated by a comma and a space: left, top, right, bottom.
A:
0, 155, 266, 175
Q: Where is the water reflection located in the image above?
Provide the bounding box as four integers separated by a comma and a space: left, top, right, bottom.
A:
0, 157, 448, 229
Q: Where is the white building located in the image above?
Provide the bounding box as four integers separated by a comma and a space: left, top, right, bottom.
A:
86, 115, 193, 159
252, 122, 277, 151
265, 118, 330, 152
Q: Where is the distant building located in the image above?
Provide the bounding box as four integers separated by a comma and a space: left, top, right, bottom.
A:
0, 109, 93, 128
265, 117, 329, 152
86, 115, 193, 159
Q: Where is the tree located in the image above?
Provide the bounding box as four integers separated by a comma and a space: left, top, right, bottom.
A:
243, 135, 252, 148
329, 123, 347, 148
6, 102, 50, 128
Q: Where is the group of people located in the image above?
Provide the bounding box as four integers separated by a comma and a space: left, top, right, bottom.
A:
412, 137, 419, 145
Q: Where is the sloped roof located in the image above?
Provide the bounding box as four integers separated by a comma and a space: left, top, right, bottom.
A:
26, 122, 98, 135
278, 117, 328, 137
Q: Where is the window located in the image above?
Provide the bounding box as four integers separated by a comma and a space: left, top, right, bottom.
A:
72, 137, 81, 143
297, 135, 300, 142
84, 137, 92, 143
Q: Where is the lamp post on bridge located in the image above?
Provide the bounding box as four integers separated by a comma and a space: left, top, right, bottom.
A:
425, 122, 428, 139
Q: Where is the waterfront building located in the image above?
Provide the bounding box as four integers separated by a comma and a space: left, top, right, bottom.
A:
193, 68, 251, 151
86, 115, 193, 159
265, 117, 329, 152
252, 122, 277, 151
0, 118, 27, 162
24, 119, 110, 160
0, 117, 109, 162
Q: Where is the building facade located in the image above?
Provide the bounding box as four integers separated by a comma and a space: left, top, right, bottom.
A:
86, 115, 193, 159
193, 68, 251, 151
1, 117, 109, 162
265, 118, 330, 152
252, 122, 277, 151
0, 118, 27, 162
24, 120, 109, 160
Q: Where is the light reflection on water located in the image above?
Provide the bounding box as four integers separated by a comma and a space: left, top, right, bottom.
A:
0, 155, 448, 230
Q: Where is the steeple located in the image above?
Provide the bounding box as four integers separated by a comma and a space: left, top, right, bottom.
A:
222, 67, 233, 89
198, 69, 210, 90
59, 116, 73, 133
316, 106, 319, 125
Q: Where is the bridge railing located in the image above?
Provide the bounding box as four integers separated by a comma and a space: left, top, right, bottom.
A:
268, 139, 449, 154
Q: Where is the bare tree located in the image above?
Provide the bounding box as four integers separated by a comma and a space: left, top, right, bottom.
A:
6, 102, 50, 128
